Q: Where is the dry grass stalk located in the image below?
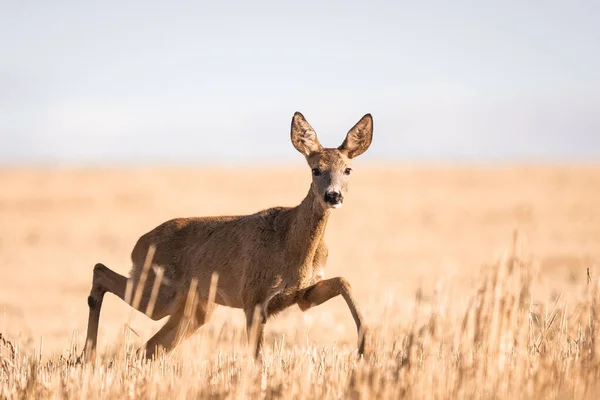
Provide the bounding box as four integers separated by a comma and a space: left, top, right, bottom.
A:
3, 239, 600, 398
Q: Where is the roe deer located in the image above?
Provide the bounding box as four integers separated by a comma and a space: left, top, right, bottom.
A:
83, 112, 373, 360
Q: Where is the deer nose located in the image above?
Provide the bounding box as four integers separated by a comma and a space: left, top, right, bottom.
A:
324, 191, 342, 205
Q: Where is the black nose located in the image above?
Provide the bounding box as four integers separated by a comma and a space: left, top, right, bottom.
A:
324, 191, 342, 204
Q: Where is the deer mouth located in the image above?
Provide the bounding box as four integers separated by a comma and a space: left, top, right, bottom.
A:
324, 191, 343, 208
325, 198, 343, 209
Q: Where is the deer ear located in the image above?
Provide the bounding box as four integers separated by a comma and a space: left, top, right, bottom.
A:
338, 114, 373, 159
291, 112, 322, 156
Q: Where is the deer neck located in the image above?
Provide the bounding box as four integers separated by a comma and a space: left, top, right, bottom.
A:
288, 185, 330, 265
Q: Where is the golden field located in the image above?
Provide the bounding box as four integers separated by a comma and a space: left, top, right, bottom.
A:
1, 164, 600, 399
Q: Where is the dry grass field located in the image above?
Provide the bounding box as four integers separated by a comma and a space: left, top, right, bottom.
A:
1, 164, 600, 399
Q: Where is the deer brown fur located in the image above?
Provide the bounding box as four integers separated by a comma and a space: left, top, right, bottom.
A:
83, 112, 373, 361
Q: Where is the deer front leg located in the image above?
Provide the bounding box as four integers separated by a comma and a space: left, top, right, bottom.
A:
297, 277, 370, 356
244, 306, 266, 359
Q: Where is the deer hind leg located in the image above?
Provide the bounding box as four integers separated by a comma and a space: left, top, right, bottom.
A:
83, 262, 181, 360
142, 297, 217, 360
84, 263, 126, 359
297, 277, 371, 356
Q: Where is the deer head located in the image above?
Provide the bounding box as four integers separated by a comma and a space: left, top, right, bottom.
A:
291, 112, 373, 210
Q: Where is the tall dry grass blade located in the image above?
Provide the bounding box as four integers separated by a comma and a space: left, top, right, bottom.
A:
124, 277, 134, 307
208, 272, 219, 308
589, 274, 599, 361
132, 244, 156, 310
534, 292, 562, 353
489, 256, 509, 355
169, 278, 199, 358
38, 336, 43, 364
206, 272, 219, 325
577, 323, 582, 360
145, 266, 164, 318
528, 292, 537, 356
183, 278, 199, 322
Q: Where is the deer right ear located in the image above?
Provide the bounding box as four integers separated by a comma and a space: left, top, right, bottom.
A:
338, 114, 373, 159
291, 112, 323, 156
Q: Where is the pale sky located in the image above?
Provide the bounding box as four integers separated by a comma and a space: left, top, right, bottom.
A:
1, 0, 599, 164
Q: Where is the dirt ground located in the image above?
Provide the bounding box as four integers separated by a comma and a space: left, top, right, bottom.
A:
0, 164, 598, 356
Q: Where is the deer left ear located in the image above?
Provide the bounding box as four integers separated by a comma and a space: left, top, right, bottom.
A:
338, 114, 373, 159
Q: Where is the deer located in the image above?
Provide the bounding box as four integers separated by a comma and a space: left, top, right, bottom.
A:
83, 111, 373, 361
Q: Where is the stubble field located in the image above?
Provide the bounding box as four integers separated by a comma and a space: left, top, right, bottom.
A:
1, 164, 599, 399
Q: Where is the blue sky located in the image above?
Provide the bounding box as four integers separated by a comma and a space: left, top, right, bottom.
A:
1, 0, 599, 164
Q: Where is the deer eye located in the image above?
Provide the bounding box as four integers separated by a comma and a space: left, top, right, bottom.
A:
312, 168, 321, 176
344, 168, 352, 175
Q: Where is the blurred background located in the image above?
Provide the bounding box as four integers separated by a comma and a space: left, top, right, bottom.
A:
2, 0, 599, 165
0, 1, 599, 356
